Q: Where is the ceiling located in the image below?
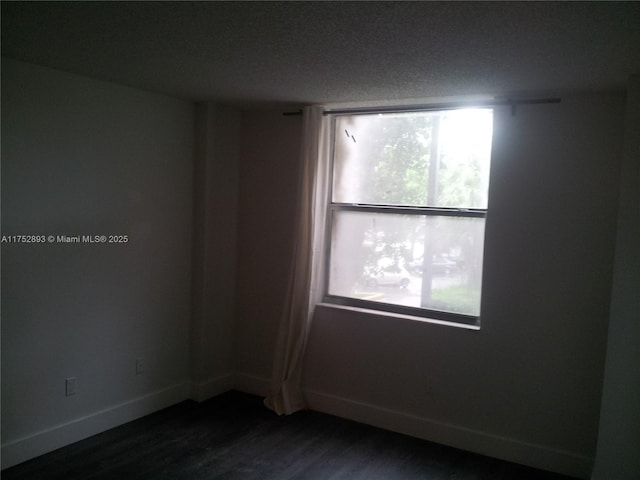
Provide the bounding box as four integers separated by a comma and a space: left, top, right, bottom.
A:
2, 1, 640, 109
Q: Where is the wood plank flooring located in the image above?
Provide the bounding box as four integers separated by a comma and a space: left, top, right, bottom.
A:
3, 391, 578, 480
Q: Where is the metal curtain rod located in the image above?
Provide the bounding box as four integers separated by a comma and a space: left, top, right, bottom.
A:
282, 97, 561, 116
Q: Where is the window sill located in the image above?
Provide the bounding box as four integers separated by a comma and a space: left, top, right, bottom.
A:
315, 302, 481, 331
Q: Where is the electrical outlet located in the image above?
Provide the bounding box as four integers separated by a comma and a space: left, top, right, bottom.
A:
136, 358, 144, 375
65, 377, 76, 396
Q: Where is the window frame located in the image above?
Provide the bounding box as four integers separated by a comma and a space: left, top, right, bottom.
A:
321, 109, 492, 327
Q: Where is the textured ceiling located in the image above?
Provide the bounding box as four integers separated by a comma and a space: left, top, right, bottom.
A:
2, 1, 640, 108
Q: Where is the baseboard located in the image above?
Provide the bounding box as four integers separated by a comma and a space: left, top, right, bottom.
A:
304, 389, 593, 480
189, 374, 235, 402
1, 382, 190, 470
233, 372, 270, 397
3, 377, 592, 478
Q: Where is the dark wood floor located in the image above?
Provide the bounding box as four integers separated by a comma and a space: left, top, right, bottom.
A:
3, 391, 578, 480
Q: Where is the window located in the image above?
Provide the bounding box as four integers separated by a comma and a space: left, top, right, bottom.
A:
324, 108, 493, 325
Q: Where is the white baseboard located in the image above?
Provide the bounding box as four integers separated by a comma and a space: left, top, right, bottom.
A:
1, 382, 190, 470
304, 389, 593, 480
2, 376, 593, 479
233, 372, 270, 397
189, 374, 235, 402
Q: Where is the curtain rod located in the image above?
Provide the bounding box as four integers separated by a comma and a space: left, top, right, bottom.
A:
283, 97, 561, 116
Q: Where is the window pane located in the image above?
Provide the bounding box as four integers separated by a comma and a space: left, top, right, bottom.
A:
333, 109, 493, 209
328, 211, 485, 316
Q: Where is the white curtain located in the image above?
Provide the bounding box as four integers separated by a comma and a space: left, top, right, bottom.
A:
264, 105, 330, 415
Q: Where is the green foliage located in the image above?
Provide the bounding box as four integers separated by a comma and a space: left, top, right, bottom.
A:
438, 154, 484, 207
430, 284, 481, 315
366, 115, 432, 205
340, 111, 486, 208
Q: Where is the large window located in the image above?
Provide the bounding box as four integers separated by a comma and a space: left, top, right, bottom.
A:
324, 108, 493, 325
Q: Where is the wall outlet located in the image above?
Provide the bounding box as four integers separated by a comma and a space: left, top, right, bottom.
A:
136, 358, 144, 375
65, 377, 76, 396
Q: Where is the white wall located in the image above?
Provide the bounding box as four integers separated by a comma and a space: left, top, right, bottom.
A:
1, 58, 195, 468
236, 93, 626, 478
592, 77, 640, 480
234, 111, 302, 391
190, 102, 240, 400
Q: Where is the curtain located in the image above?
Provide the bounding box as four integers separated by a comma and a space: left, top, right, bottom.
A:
264, 106, 329, 415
